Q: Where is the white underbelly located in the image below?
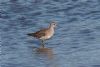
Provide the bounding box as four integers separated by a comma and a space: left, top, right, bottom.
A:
46, 34, 53, 39
40, 32, 54, 40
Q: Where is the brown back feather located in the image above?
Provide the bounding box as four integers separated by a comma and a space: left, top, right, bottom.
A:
27, 29, 47, 39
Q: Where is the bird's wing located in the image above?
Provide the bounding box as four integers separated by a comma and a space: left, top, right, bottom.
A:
27, 28, 47, 39
34, 29, 46, 38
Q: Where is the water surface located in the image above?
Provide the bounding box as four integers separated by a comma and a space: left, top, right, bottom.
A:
1, 0, 100, 67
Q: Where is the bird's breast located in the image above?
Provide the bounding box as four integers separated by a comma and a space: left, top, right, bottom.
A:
46, 29, 54, 39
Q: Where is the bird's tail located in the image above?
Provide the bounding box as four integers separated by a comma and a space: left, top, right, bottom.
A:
27, 33, 34, 36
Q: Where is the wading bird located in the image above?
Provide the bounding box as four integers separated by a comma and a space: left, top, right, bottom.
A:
27, 22, 56, 48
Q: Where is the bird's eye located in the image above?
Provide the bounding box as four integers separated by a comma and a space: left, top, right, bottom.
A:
53, 23, 56, 25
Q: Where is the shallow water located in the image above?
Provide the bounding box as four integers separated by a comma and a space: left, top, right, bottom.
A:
0, 0, 100, 67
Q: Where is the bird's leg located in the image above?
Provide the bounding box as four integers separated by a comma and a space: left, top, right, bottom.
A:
41, 40, 45, 48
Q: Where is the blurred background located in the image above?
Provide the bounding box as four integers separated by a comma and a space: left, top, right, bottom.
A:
0, 0, 100, 67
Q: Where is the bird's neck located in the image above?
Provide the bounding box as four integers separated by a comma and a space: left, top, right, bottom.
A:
49, 25, 54, 30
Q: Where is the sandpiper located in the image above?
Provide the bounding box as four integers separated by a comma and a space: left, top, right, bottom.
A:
27, 22, 56, 48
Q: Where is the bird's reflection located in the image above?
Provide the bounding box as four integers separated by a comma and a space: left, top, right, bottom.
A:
32, 47, 59, 67
36, 47, 53, 59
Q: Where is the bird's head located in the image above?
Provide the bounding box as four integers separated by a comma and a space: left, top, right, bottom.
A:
50, 21, 57, 28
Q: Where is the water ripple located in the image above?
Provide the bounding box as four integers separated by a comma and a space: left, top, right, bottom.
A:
1, 0, 100, 67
